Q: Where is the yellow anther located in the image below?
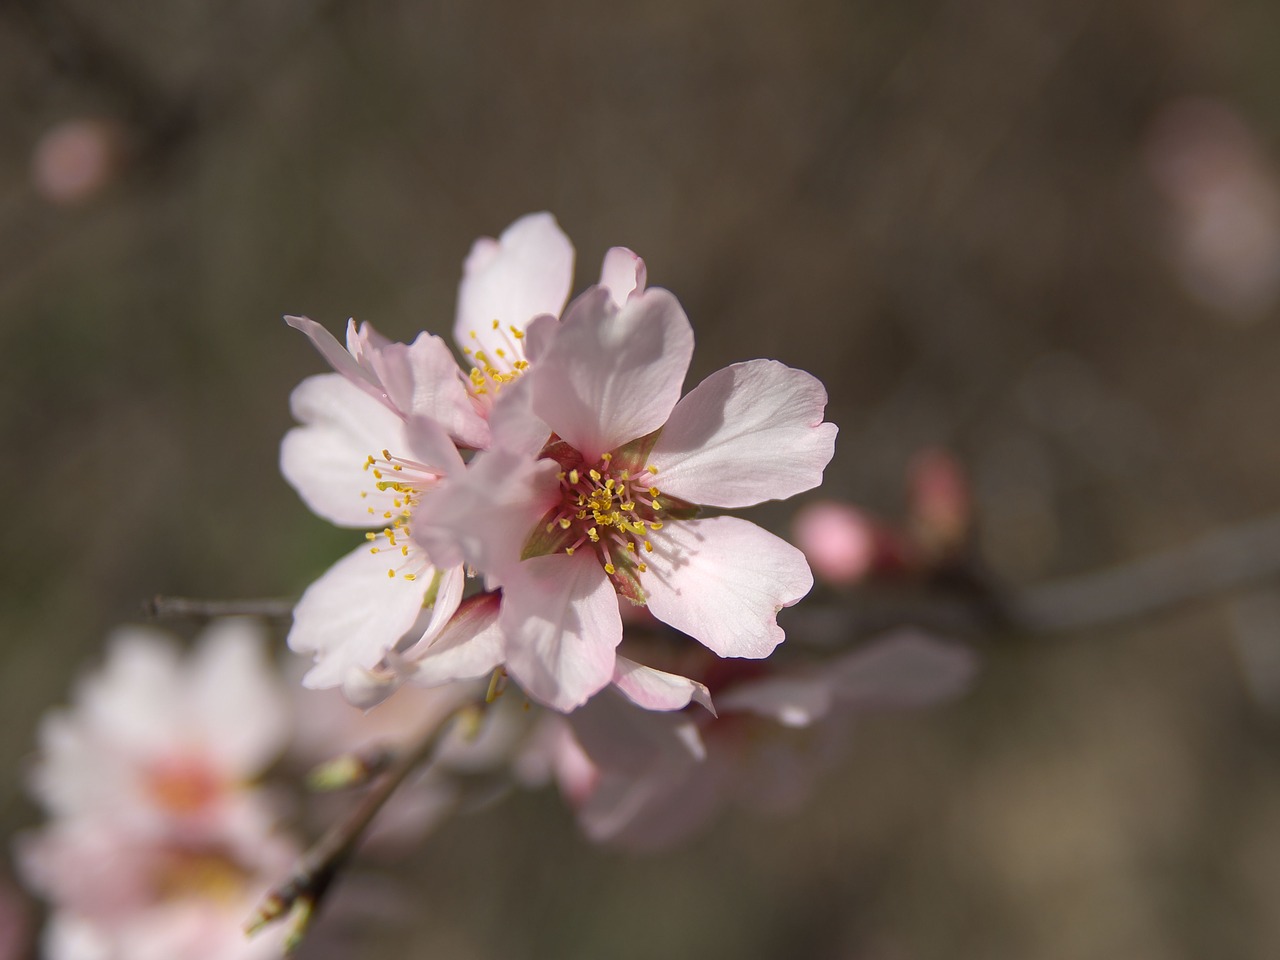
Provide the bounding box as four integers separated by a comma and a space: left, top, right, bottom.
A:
644, 540, 653, 552
370, 547, 379, 554
626, 542, 635, 552
496, 348, 506, 358
492, 319, 500, 330
649, 522, 663, 530
647, 465, 659, 474
569, 469, 579, 485
514, 359, 529, 370
558, 518, 572, 529
365, 532, 377, 541
401, 546, 408, 556
557, 471, 566, 481
372, 469, 383, 479
387, 569, 395, 578
604, 563, 616, 575
383, 511, 393, 519
649, 487, 659, 497
404, 573, 417, 581
546, 522, 556, 533
576, 510, 587, 520
638, 563, 648, 573
621, 502, 635, 512
510, 326, 525, 339
360, 491, 368, 498
565, 546, 575, 555
589, 469, 602, 482
382, 448, 391, 460
393, 464, 402, 471
469, 330, 478, 339
605, 478, 615, 490
601, 452, 612, 462
651, 499, 662, 510
588, 527, 599, 543
367, 507, 375, 515
620, 469, 630, 480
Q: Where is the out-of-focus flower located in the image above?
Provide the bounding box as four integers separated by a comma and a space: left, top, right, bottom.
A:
281, 213, 644, 705
417, 281, 837, 711
15, 620, 297, 960
907, 449, 972, 561
26, 619, 290, 843
549, 631, 978, 850
31, 118, 127, 206
1145, 97, 1280, 321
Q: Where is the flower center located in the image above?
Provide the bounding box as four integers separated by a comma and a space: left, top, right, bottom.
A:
526, 436, 696, 603
462, 319, 530, 397
361, 449, 444, 582
144, 755, 223, 816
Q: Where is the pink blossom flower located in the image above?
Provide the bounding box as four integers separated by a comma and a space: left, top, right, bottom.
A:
416, 282, 838, 711
281, 213, 646, 704
26, 619, 290, 843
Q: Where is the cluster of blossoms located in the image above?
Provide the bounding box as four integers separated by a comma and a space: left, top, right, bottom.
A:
282, 211, 840, 713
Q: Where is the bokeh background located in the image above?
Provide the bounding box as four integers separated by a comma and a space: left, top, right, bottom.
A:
5, 0, 1280, 956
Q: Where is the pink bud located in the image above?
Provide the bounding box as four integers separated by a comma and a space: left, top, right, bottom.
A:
792, 500, 886, 586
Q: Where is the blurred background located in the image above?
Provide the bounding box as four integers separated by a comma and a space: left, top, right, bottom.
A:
4, 0, 1280, 956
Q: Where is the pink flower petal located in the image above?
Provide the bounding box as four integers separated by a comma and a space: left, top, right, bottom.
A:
404, 592, 506, 687
287, 542, 431, 690
532, 287, 694, 460
413, 447, 561, 580
641, 516, 813, 658
454, 212, 574, 370
649, 360, 837, 508
280, 374, 410, 528
611, 656, 715, 714
500, 552, 622, 711
598, 246, 647, 306
286, 315, 387, 406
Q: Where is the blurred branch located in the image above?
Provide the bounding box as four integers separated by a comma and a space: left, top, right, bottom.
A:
1015, 511, 1280, 634
144, 595, 296, 621
247, 699, 486, 952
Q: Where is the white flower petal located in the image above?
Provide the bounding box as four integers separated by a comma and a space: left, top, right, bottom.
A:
500, 552, 622, 711
188, 618, 290, 778
288, 542, 429, 690
286, 315, 387, 405
649, 360, 838, 508
532, 287, 694, 460
642, 516, 814, 659
454, 212, 574, 369
611, 656, 715, 714
280, 374, 410, 528
598, 246, 647, 306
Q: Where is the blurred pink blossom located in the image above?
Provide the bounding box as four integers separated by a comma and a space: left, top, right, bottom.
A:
31, 118, 126, 205
792, 500, 885, 586
15, 620, 298, 959
543, 630, 979, 850
1145, 97, 1280, 320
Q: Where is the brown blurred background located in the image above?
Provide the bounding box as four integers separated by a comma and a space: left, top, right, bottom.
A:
5, 0, 1280, 956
